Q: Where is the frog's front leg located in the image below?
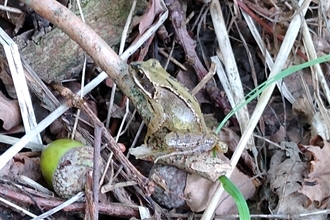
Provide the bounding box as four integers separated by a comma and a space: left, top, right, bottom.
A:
144, 103, 166, 142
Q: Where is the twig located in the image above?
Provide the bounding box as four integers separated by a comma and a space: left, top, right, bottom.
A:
201, 0, 310, 219
165, 0, 236, 124
92, 123, 103, 220
210, 0, 254, 149
0, 185, 139, 217
52, 83, 152, 195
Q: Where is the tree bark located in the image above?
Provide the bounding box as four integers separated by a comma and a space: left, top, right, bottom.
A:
16, 0, 145, 83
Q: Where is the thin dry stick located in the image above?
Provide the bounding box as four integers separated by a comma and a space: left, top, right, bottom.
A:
92, 123, 103, 220
210, 0, 254, 150
76, 98, 151, 194
202, 0, 310, 219
52, 83, 151, 194
0, 185, 139, 217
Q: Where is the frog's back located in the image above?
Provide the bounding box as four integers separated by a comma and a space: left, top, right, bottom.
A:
145, 59, 208, 131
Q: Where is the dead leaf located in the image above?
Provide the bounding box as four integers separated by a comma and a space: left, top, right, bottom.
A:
292, 95, 314, 123
0, 10, 26, 34
0, 92, 22, 130
268, 142, 306, 186
311, 111, 330, 141
276, 192, 324, 220
269, 125, 286, 143
323, 1, 330, 18
313, 35, 330, 54
299, 140, 330, 206
282, 69, 312, 100
219, 128, 256, 173
184, 154, 256, 213
105, 77, 115, 88
267, 142, 322, 217
0, 158, 14, 177
270, 159, 307, 197
1, 124, 25, 134
0, 58, 17, 99
176, 67, 210, 105
10, 156, 42, 181
139, 0, 166, 34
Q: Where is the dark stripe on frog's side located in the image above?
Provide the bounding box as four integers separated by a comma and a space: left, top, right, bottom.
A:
148, 99, 158, 112
164, 78, 201, 108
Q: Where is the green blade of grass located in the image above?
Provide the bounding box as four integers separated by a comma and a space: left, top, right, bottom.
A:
216, 54, 330, 220
219, 175, 250, 220
216, 53, 330, 133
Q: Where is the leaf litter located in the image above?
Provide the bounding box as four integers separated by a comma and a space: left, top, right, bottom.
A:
1, 0, 330, 219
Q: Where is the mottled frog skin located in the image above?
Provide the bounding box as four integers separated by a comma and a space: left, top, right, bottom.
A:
129, 59, 227, 161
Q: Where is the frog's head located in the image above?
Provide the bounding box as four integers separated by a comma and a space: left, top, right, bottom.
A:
130, 61, 157, 99
130, 59, 167, 99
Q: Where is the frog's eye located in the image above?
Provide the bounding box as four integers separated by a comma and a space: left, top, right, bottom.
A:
137, 69, 146, 79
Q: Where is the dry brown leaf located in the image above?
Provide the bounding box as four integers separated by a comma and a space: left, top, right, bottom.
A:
282, 68, 312, 100
10, 156, 42, 181
311, 111, 330, 140
0, 158, 14, 177
219, 128, 256, 173
139, 0, 165, 34
0, 92, 22, 130
276, 192, 324, 220
0, 58, 17, 99
299, 140, 330, 206
267, 142, 322, 217
176, 68, 211, 105
268, 142, 306, 183
269, 125, 286, 143
105, 77, 115, 88
268, 143, 307, 198
184, 154, 255, 213
270, 159, 307, 197
313, 35, 330, 54
323, 1, 330, 18
1, 124, 25, 134
292, 95, 314, 123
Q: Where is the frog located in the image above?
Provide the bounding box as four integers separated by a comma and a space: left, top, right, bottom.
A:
128, 59, 227, 162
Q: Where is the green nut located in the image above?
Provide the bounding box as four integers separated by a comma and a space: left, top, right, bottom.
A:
40, 139, 104, 199
40, 139, 84, 189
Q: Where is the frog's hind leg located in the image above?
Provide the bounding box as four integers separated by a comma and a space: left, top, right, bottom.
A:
154, 148, 203, 163
129, 144, 168, 160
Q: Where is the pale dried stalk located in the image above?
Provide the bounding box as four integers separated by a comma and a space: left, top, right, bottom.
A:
302, 14, 330, 139
242, 11, 296, 104
202, 0, 311, 219
0, 0, 167, 170
0, 196, 37, 218
210, 0, 254, 149
0, 28, 42, 145
106, 0, 137, 129
31, 192, 84, 220
0, 72, 107, 170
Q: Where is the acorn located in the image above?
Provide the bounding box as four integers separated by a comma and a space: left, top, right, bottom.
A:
149, 164, 187, 209
40, 139, 103, 199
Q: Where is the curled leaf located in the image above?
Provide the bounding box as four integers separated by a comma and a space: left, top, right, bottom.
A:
0, 92, 21, 130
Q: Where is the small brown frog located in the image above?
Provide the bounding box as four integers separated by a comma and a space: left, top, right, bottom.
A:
129, 59, 227, 161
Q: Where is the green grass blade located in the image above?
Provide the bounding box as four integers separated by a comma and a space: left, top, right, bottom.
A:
216, 54, 330, 132
219, 176, 250, 220
216, 54, 330, 220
